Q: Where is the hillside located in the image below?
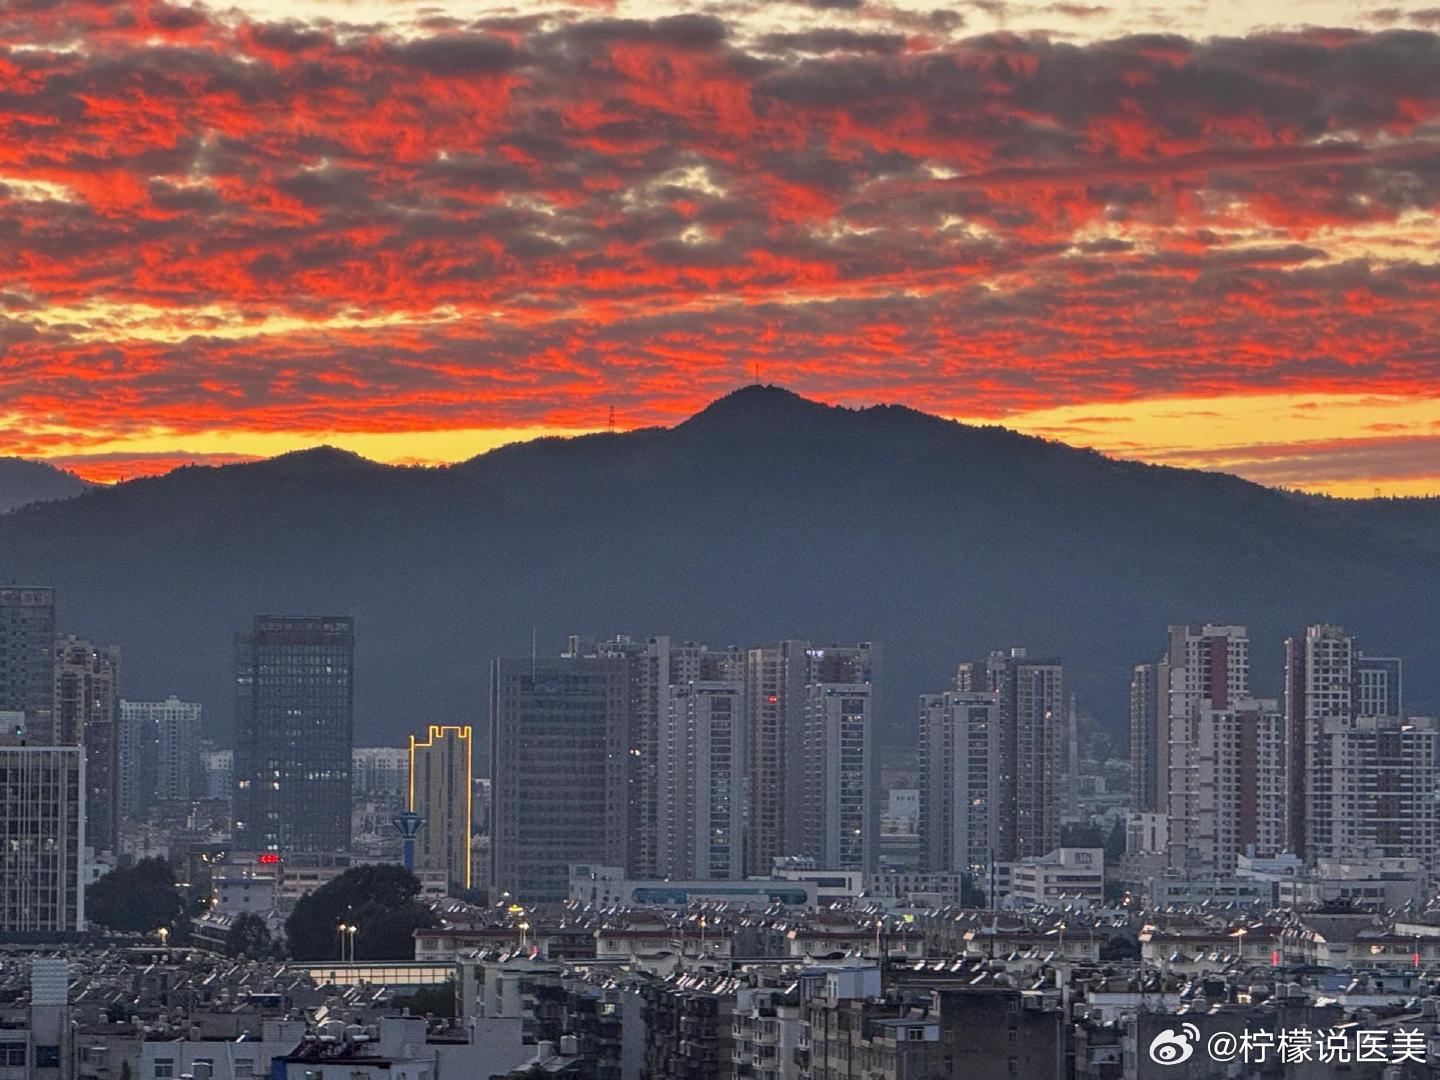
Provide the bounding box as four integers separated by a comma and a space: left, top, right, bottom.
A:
0, 457, 91, 514
1, 386, 1436, 754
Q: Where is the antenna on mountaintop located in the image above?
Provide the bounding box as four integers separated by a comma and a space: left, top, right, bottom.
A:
752, 361, 760, 385
608, 405, 615, 433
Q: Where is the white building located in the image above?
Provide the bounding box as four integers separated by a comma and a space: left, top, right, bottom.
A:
1004, 847, 1104, 908
201, 748, 233, 801
918, 690, 999, 876
1191, 697, 1287, 873
352, 746, 409, 800
659, 681, 745, 880
802, 683, 875, 872
1162, 624, 1250, 873
119, 697, 203, 813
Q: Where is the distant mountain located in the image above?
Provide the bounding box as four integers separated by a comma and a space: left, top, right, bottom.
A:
0, 458, 90, 514
2, 385, 1438, 756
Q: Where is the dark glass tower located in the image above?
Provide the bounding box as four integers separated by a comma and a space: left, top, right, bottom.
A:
233, 615, 354, 853
490, 655, 629, 903
0, 586, 56, 736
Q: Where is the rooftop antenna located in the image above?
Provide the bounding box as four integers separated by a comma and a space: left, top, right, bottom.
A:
531, 626, 538, 676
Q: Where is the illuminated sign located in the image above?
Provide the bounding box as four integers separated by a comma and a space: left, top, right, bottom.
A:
258, 853, 282, 865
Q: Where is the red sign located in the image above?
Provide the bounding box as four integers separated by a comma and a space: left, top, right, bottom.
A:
258, 853, 282, 865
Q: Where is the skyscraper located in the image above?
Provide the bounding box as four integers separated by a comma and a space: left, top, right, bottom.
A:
1159, 624, 1249, 872
233, 615, 354, 854
959, 649, 1064, 860
747, 641, 877, 875
659, 681, 744, 880
119, 696, 202, 816
1318, 716, 1439, 867
1190, 697, 1287, 873
0, 586, 55, 736
53, 637, 120, 854
490, 654, 629, 902
918, 690, 1000, 876
743, 639, 810, 876
0, 716, 85, 932
571, 634, 743, 879
408, 724, 474, 890
1129, 662, 1163, 813
801, 680, 876, 872
1286, 624, 1422, 863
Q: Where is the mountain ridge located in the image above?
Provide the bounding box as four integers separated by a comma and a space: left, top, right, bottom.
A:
1, 385, 1436, 756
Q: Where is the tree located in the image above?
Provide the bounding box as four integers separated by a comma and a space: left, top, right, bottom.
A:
402, 981, 456, 1018
1104, 818, 1127, 862
86, 857, 185, 934
225, 912, 273, 958
1100, 933, 1141, 961
284, 864, 438, 961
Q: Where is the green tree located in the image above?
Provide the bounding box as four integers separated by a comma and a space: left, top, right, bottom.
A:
284, 864, 438, 961
225, 912, 273, 958
86, 857, 185, 934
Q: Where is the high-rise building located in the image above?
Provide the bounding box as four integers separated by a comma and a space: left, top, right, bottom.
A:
1129, 663, 1163, 813
801, 681, 876, 872
408, 725, 474, 890
490, 655, 629, 902
959, 649, 1064, 860
658, 681, 745, 880
201, 748, 233, 802
1305, 716, 1439, 868
747, 641, 877, 875
353, 746, 409, 800
233, 615, 354, 854
918, 690, 1000, 876
1159, 624, 1249, 872
570, 634, 743, 879
0, 587, 55, 737
118, 696, 201, 816
1190, 698, 1287, 873
1283, 623, 1409, 861
0, 716, 86, 932
1355, 655, 1403, 721
53, 637, 120, 854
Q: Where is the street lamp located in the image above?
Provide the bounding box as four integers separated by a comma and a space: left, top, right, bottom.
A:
346, 923, 358, 962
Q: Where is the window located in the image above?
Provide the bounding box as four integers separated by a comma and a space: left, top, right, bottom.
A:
0, 1043, 26, 1068
154, 1058, 175, 1079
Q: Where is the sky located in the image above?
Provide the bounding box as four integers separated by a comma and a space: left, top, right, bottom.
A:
2, 1, 1440, 495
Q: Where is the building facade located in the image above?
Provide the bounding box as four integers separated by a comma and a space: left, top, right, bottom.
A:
659, 681, 744, 880
408, 725, 474, 890
490, 655, 629, 902
801, 681, 876, 872
958, 649, 1064, 860
53, 637, 120, 855
233, 615, 355, 854
0, 587, 55, 737
0, 720, 85, 931
118, 696, 202, 817
919, 690, 1000, 877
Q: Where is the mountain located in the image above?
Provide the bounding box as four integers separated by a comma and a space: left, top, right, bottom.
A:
0, 457, 91, 514
1, 385, 1438, 756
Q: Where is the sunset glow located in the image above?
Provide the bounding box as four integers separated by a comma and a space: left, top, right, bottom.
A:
4, 1, 1440, 494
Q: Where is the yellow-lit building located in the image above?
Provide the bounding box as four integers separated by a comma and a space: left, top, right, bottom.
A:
409, 725, 474, 891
